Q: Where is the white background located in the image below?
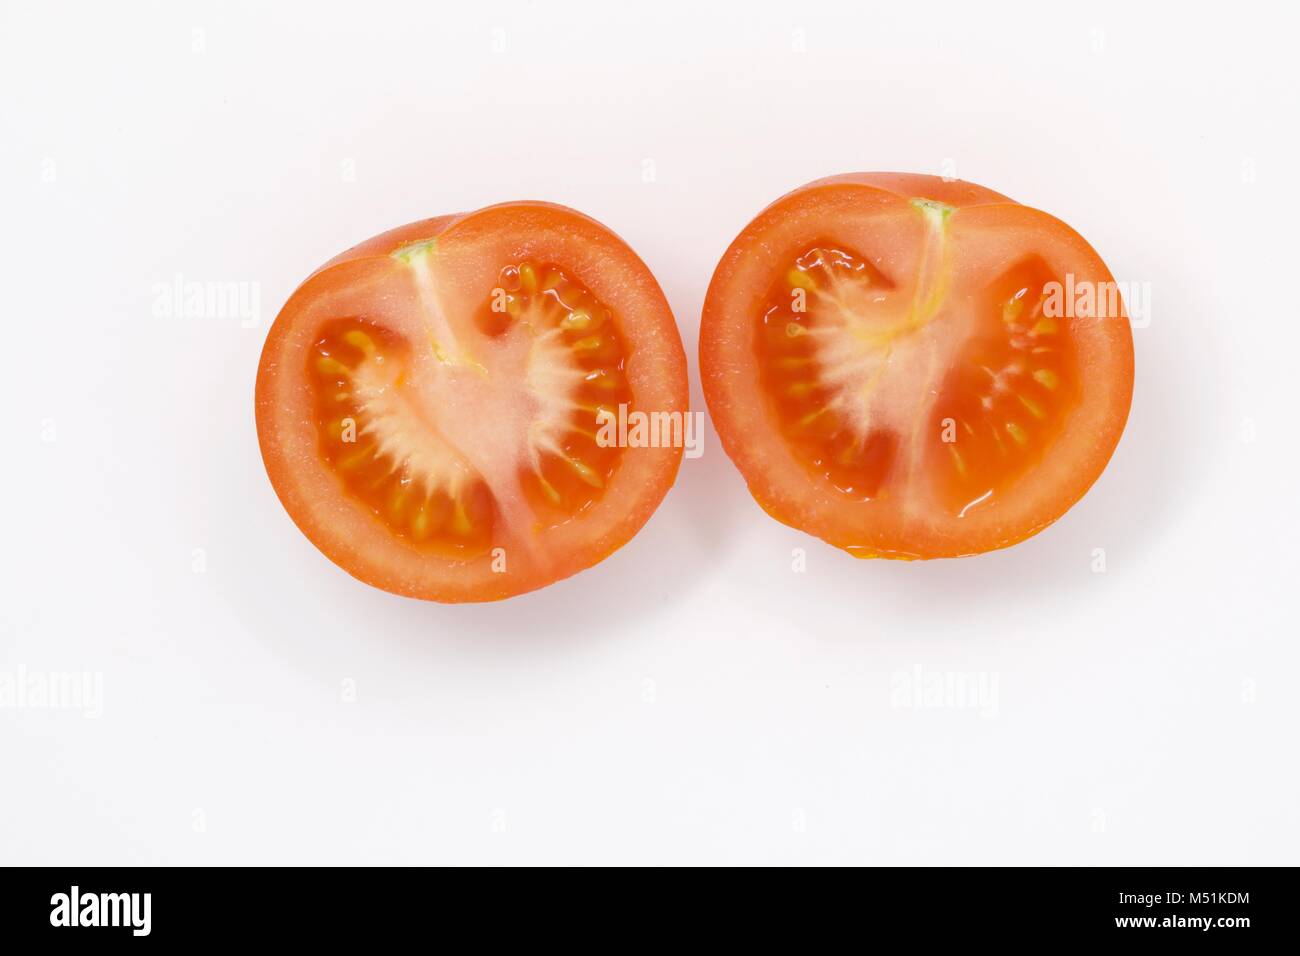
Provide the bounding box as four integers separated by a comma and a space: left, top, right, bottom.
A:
2, 0, 1297, 865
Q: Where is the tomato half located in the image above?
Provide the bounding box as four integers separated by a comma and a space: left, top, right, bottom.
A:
256, 202, 688, 602
700, 173, 1134, 558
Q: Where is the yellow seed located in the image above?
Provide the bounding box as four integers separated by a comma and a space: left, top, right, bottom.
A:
787, 382, 818, 397
1032, 369, 1059, 390
1017, 394, 1046, 419
450, 501, 472, 535
316, 356, 350, 376
562, 310, 593, 331
785, 322, 806, 338
787, 268, 817, 291
572, 335, 604, 353
536, 474, 562, 505
947, 444, 967, 477
519, 263, 538, 293
339, 447, 373, 470
411, 506, 431, 540
343, 330, 376, 354
541, 269, 563, 291
1005, 422, 1029, 445
1032, 317, 1058, 336
796, 407, 830, 428
333, 391, 351, 403
390, 487, 410, 516
1003, 298, 1025, 323
566, 456, 605, 489
585, 370, 622, 390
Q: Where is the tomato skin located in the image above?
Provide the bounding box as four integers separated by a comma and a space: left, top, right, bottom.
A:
700, 173, 1134, 559
803, 171, 1015, 208
256, 202, 688, 602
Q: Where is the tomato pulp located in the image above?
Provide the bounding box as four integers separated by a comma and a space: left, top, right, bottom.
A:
256, 203, 689, 601
700, 173, 1134, 558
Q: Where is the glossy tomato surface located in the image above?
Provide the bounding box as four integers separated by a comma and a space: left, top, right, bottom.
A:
700, 173, 1134, 559
257, 202, 688, 601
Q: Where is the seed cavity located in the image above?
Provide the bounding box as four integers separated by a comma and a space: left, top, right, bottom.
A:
928, 256, 1081, 515
756, 239, 939, 502
307, 261, 635, 552
758, 235, 1081, 520
487, 263, 631, 520
309, 320, 494, 556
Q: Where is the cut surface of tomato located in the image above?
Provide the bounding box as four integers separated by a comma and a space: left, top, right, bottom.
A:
257, 202, 688, 601
701, 173, 1134, 559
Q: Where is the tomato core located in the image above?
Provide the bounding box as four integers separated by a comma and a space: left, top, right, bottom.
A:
307, 258, 633, 558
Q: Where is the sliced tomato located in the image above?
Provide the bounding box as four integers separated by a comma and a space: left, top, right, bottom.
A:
700, 173, 1134, 558
256, 202, 688, 601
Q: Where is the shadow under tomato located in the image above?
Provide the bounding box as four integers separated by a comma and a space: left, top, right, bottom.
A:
218, 418, 748, 698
